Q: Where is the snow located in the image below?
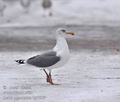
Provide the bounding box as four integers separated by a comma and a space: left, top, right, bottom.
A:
0, 51, 120, 102
0, 0, 120, 101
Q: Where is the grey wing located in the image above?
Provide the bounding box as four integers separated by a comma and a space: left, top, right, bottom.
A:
42, 0, 52, 8
27, 51, 60, 67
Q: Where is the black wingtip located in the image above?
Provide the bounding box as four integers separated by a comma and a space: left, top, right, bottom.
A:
15, 59, 25, 64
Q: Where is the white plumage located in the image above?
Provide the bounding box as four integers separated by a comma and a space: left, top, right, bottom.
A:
16, 28, 75, 85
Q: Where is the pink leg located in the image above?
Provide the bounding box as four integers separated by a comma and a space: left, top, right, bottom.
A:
43, 69, 54, 85
48, 72, 54, 85
43, 69, 49, 82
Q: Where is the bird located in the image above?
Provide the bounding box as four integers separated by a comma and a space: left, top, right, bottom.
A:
20, 0, 31, 13
0, 1, 6, 17
15, 28, 75, 85
41, 0, 53, 16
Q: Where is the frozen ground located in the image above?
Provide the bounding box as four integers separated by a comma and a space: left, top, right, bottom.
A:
0, 0, 120, 101
0, 51, 120, 102
0, 26, 120, 102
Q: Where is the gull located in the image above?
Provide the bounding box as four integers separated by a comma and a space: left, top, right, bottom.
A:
41, 0, 53, 16
16, 28, 75, 85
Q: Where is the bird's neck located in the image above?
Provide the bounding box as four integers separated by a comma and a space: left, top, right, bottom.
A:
53, 35, 69, 53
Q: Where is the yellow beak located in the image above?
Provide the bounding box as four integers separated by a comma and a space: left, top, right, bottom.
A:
66, 32, 75, 36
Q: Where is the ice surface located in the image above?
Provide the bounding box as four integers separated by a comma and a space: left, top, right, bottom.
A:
0, 0, 120, 101
0, 51, 120, 102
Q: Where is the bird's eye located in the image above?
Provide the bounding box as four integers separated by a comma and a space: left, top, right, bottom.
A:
61, 29, 66, 32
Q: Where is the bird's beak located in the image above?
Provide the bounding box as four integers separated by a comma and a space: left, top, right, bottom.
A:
66, 32, 75, 36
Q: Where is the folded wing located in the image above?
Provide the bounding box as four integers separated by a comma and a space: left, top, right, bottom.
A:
27, 51, 60, 67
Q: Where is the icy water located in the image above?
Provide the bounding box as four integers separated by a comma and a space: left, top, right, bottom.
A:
0, 26, 120, 102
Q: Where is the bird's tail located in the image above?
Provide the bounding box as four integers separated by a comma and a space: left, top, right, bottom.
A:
15, 59, 25, 64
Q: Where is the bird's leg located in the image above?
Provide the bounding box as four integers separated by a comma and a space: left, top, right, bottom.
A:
43, 69, 54, 85
49, 10, 52, 16
43, 69, 49, 82
48, 72, 54, 85
48, 8, 53, 16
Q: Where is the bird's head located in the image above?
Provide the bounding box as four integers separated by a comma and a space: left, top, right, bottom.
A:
56, 28, 75, 36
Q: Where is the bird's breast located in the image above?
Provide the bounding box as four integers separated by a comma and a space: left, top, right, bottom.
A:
51, 50, 70, 68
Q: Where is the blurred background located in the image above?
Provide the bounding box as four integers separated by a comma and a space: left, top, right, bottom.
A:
0, 0, 120, 51
0, 0, 120, 26
1, 1, 120, 101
